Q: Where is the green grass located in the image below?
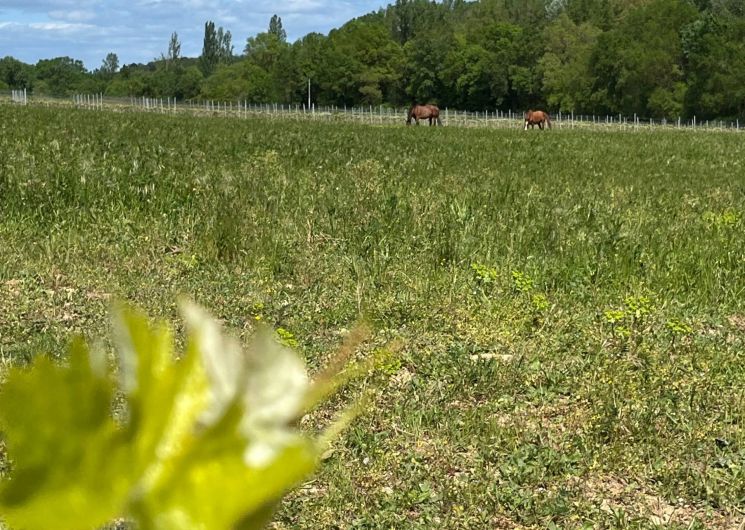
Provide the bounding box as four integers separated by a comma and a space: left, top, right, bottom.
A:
1, 104, 744, 528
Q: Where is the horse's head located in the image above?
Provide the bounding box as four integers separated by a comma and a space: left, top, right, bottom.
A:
406, 105, 417, 125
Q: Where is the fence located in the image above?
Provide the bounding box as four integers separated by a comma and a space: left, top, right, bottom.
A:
10, 88, 27, 105
2, 91, 743, 133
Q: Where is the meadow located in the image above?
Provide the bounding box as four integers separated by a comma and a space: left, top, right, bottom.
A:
0, 104, 744, 529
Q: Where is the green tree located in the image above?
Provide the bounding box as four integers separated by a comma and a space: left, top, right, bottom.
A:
0, 56, 34, 90
442, 20, 542, 110
176, 66, 204, 100
390, 0, 417, 43
288, 33, 327, 104
317, 20, 404, 106
313, 42, 358, 105
268, 15, 287, 42
589, 0, 697, 117
200, 21, 233, 76
388, 0, 446, 44
402, 30, 454, 105
200, 21, 219, 76
34, 56, 87, 96
243, 32, 289, 101
105, 65, 147, 97
105, 78, 133, 97
539, 13, 600, 112
165, 32, 182, 70
99, 53, 119, 79
244, 16, 298, 101
442, 41, 507, 109
13, 0, 745, 117
503, 0, 554, 26
200, 61, 272, 102
217, 27, 234, 63
351, 21, 404, 104
244, 32, 286, 72
565, 0, 613, 27
682, 14, 745, 118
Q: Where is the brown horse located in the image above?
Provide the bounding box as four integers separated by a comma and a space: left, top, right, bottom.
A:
524, 110, 551, 130
407, 104, 442, 126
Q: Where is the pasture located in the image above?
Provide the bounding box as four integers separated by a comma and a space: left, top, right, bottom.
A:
0, 104, 744, 528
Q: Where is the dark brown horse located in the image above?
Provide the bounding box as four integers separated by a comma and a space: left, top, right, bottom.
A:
524, 110, 551, 130
407, 104, 442, 126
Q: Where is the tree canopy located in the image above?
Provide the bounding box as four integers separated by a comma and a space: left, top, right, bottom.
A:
3, 2, 745, 119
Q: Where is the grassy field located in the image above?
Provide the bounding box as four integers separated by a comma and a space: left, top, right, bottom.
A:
0, 104, 744, 529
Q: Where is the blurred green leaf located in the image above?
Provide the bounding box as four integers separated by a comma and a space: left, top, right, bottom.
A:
0, 301, 359, 530
0, 339, 132, 530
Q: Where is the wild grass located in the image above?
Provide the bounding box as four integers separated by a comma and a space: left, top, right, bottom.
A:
0, 104, 744, 528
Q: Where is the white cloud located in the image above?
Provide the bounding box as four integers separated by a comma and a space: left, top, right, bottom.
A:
48, 9, 96, 22
1, 0, 386, 69
29, 21, 95, 32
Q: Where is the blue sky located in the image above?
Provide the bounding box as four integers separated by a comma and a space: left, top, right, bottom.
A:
0, 1, 386, 70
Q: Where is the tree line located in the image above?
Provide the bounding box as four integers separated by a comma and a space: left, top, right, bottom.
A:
2, 0, 744, 120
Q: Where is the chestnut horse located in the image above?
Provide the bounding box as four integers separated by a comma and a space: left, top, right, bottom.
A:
524, 110, 551, 130
407, 104, 442, 126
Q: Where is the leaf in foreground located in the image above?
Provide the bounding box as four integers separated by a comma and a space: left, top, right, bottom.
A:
0, 302, 356, 530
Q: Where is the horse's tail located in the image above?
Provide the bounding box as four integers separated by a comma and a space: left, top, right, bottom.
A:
546, 112, 552, 129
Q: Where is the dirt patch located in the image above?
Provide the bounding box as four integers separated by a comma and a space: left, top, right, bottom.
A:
580, 474, 741, 529
727, 315, 745, 332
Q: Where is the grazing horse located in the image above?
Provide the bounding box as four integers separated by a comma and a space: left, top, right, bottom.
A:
524, 110, 552, 130
407, 104, 442, 126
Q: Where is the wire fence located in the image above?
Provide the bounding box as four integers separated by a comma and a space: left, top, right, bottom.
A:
2, 91, 743, 133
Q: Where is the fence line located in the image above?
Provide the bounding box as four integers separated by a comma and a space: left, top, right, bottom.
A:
10, 88, 27, 105
2, 91, 743, 133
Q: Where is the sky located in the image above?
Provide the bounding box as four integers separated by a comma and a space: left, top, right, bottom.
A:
0, 0, 386, 70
